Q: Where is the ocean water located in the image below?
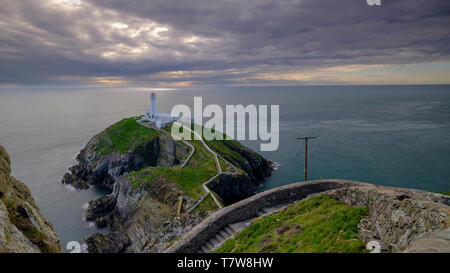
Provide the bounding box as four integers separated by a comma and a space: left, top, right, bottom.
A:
0, 85, 449, 250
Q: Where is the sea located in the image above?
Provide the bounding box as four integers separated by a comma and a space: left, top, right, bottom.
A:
0, 85, 449, 251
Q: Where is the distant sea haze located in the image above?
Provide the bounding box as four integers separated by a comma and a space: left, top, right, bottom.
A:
0, 85, 449, 250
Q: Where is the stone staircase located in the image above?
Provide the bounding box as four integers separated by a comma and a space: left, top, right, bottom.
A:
196, 204, 289, 253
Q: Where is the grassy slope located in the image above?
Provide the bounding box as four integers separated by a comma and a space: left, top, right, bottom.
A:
127, 138, 217, 198
205, 139, 246, 172
438, 191, 450, 196
109, 120, 252, 209
171, 121, 245, 173
191, 195, 218, 216
94, 117, 160, 156
128, 123, 218, 199
215, 194, 368, 253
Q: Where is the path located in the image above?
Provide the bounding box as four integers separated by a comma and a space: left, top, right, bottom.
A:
173, 121, 239, 211
137, 119, 239, 212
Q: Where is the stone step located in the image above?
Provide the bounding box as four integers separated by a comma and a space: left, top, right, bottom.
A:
210, 236, 220, 246
227, 224, 238, 233
205, 240, 214, 250
262, 207, 273, 213
220, 229, 232, 238
201, 245, 210, 253
216, 231, 227, 241
195, 204, 293, 254
229, 219, 253, 233
224, 226, 234, 235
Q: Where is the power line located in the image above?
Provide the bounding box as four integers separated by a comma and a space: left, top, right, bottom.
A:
372, 32, 450, 86
394, 46, 450, 84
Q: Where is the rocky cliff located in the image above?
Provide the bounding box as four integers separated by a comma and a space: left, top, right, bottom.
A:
328, 183, 450, 252
62, 117, 187, 190
63, 118, 272, 252
208, 173, 257, 205
0, 145, 61, 253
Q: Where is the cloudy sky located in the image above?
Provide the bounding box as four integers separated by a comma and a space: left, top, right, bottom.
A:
0, 0, 449, 87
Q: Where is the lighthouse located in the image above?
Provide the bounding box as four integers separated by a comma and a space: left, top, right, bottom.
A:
150, 92, 156, 118
139, 91, 178, 128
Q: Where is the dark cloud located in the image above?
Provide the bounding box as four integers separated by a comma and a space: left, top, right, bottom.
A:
0, 0, 449, 85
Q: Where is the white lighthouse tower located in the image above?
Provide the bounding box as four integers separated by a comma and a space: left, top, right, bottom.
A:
139, 91, 178, 128
150, 92, 156, 118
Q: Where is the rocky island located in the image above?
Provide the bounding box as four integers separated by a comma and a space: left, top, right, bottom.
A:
62, 117, 273, 252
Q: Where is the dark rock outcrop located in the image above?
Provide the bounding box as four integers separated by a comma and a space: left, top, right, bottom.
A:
217, 142, 272, 184
328, 183, 450, 252
208, 173, 255, 206
62, 129, 188, 190
85, 232, 130, 253
85, 194, 116, 221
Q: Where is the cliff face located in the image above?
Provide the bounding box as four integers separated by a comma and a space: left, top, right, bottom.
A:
0, 145, 61, 253
205, 139, 272, 184
62, 118, 188, 190
85, 175, 204, 253
329, 184, 450, 252
67, 118, 273, 253
208, 173, 256, 206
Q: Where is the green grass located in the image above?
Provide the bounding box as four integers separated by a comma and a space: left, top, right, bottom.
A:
215, 194, 368, 253
205, 138, 247, 169
125, 122, 247, 200
438, 191, 450, 196
218, 157, 234, 172
191, 195, 218, 215
127, 137, 218, 198
94, 117, 160, 156
167, 121, 247, 173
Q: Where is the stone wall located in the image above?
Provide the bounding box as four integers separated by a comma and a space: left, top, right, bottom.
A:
165, 179, 450, 253
165, 180, 360, 253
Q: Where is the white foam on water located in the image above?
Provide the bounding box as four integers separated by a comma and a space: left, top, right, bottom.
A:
271, 162, 281, 170
65, 184, 76, 192
80, 243, 89, 253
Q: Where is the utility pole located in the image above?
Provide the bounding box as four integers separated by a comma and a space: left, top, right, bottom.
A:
297, 136, 317, 181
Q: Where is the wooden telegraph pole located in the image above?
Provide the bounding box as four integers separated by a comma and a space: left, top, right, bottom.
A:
297, 136, 317, 181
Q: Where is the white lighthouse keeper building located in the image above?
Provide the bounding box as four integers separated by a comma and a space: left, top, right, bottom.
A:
139, 92, 178, 128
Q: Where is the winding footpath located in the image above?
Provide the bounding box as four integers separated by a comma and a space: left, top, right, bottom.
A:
139, 120, 293, 253
137, 120, 239, 212
173, 121, 239, 211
